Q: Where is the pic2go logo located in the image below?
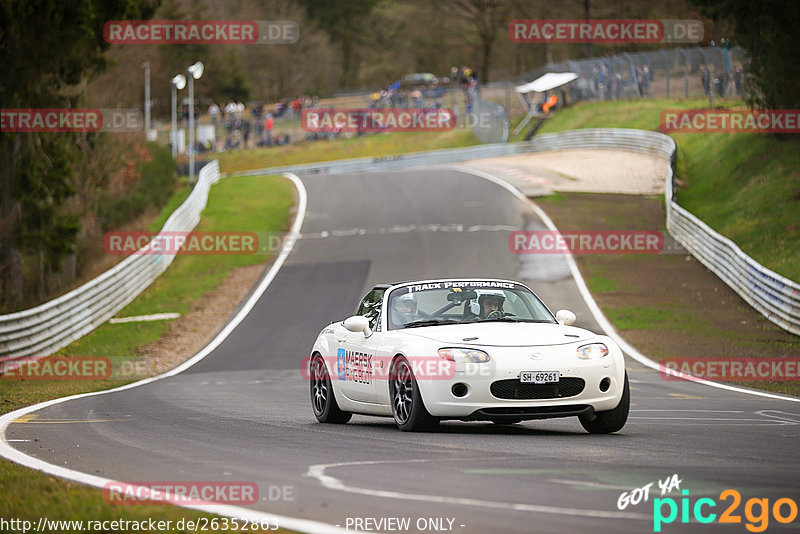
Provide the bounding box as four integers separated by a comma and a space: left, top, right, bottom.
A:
654, 489, 799, 532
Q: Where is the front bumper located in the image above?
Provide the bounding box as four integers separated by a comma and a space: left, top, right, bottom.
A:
416, 344, 625, 418
465, 404, 595, 422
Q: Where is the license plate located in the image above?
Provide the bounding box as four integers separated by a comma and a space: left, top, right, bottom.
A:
519, 370, 560, 383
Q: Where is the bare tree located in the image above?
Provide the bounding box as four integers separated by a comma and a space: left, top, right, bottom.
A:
437, 0, 514, 83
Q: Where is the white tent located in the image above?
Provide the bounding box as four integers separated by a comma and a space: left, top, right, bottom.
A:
515, 72, 579, 94
514, 72, 579, 135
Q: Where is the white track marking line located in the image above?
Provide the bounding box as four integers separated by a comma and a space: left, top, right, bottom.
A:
546, 479, 632, 491
628, 417, 785, 421
755, 410, 800, 424
448, 165, 800, 404
0, 173, 351, 534
306, 459, 651, 521
109, 313, 180, 324
631, 410, 744, 413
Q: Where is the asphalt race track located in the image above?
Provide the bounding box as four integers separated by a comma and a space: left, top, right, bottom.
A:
5, 168, 800, 533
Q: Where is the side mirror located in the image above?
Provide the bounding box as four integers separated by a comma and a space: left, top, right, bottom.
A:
343, 315, 372, 337
555, 309, 576, 326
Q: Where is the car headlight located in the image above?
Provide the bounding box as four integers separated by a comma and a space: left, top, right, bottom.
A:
577, 343, 609, 359
438, 348, 491, 363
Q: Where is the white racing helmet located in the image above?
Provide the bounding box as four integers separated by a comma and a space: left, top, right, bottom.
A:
392, 293, 418, 325
471, 289, 505, 316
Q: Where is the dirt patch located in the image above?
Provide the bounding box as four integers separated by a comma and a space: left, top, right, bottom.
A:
468, 149, 667, 195
136, 263, 266, 375
536, 193, 800, 396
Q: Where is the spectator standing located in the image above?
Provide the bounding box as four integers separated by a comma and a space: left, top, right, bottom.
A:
242, 119, 250, 147
276, 99, 287, 119
410, 89, 423, 107
733, 67, 742, 96
208, 102, 219, 130
597, 66, 607, 100
639, 66, 650, 97
224, 100, 236, 131
264, 113, 274, 144
701, 69, 710, 96
252, 103, 264, 140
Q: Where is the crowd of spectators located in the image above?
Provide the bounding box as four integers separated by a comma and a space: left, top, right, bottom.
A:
174, 66, 481, 154
588, 64, 650, 101
701, 66, 742, 97
582, 54, 741, 103
182, 96, 313, 152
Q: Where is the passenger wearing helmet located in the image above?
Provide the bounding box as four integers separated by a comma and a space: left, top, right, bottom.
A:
478, 290, 505, 320
392, 293, 419, 326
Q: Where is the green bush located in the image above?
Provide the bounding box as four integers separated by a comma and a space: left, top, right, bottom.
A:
97, 142, 177, 231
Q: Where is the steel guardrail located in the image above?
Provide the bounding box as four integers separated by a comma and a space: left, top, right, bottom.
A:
0, 161, 221, 360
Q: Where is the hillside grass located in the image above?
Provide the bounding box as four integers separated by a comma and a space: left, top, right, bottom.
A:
214, 128, 478, 174
538, 98, 800, 282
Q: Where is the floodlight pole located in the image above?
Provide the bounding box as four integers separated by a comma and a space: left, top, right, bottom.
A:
171, 81, 178, 158
142, 61, 151, 135
187, 61, 204, 186
188, 74, 195, 184
170, 74, 186, 159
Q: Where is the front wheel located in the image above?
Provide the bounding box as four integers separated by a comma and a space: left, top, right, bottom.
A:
389, 356, 439, 432
579, 372, 629, 434
310, 355, 351, 424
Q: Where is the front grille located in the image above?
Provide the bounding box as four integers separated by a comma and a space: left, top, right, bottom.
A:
490, 377, 585, 399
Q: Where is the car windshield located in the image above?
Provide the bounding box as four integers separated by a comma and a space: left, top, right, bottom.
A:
387, 281, 556, 330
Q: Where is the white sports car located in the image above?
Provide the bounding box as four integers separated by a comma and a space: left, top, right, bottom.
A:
308, 279, 629, 433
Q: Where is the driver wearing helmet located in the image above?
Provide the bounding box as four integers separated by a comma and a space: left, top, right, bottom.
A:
392, 293, 419, 326
478, 290, 505, 320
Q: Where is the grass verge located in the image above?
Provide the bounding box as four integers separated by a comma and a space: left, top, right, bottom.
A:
536, 192, 800, 397
214, 128, 478, 174
538, 97, 800, 282
1, 174, 295, 533
60, 175, 293, 359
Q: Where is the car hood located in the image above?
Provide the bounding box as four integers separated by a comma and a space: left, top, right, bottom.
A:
399, 322, 596, 347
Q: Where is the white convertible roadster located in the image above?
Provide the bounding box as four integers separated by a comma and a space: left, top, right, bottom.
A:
308, 279, 629, 433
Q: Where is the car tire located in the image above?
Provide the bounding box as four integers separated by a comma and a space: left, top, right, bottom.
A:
579, 372, 629, 434
389, 356, 439, 432
310, 354, 352, 424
